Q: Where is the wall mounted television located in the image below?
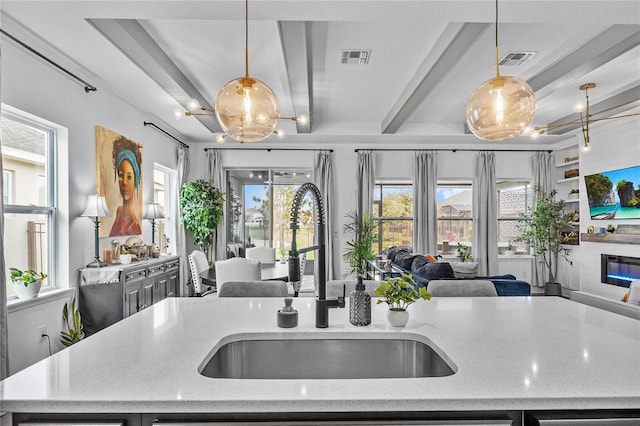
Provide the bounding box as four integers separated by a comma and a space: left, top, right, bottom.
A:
584, 165, 640, 220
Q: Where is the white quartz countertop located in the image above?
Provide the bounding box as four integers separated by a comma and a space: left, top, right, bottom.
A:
1, 296, 639, 414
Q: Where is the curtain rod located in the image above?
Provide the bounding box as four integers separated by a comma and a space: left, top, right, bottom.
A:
143, 122, 189, 149
204, 147, 333, 152
354, 148, 552, 153
0, 28, 97, 93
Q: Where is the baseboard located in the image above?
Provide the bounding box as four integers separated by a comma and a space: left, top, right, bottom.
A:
570, 291, 640, 320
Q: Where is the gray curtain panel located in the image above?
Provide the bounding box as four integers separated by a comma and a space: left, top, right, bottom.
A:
176, 146, 190, 296
356, 150, 375, 218
472, 151, 498, 276
531, 151, 555, 287
413, 150, 438, 254
315, 151, 338, 281
0, 36, 8, 380
206, 149, 225, 261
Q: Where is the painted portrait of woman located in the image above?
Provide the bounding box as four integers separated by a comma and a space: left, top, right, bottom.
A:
96, 126, 143, 238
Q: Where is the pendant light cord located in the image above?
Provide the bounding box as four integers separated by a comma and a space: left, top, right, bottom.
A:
245, 0, 249, 78
495, 0, 500, 78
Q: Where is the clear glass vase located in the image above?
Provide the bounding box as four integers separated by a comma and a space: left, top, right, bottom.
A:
349, 276, 371, 326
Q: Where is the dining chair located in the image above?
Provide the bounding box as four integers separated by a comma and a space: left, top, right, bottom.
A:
188, 250, 210, 294
214, 257, 261, 286
245, 246, 276, 264
427, 280, 498, 297
218, 280, 289, 297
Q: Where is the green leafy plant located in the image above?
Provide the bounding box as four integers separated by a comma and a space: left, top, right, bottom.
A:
60, 297, 84, 347
9, 268, 47, 287
343, 211, 377, 278
455, 243, 472, 262
179, 179, 224, 253
516, 187, 574, 284
374, 272, 431, 311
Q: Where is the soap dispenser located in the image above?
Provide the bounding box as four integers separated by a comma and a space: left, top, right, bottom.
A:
277, 297, 298, 328
349, 276, 371, 326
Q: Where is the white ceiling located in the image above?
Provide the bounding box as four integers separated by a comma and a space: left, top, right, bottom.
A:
2, 0, 639, 147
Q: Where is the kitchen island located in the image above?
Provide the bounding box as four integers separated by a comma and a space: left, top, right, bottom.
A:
1, 296, 638, 425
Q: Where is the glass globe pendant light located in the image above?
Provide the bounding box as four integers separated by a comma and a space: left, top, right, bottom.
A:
466, 0, 536, 141
215, 0, 280, 143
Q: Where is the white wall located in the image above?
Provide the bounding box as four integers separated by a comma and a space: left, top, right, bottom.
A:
2, 27, 179, 374
576, 119, 640, 301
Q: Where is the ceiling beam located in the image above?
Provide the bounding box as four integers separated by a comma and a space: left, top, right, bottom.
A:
278, 21, 312, 134
529, 25, 640, 99
381, 22, 489, 134
87, 18, 221, 133
548, 84, 640, 135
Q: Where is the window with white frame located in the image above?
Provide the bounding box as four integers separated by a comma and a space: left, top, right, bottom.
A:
153, 164, 176, 254
373, 182, 413, 255
3, 170, 13, 205
437, 182, 473, 256
2, 111, 56, 298
497, 180, 531, 254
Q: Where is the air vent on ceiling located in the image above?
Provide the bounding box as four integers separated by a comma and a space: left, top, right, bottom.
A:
498, 51, 536, 66
341, 49, 371, 65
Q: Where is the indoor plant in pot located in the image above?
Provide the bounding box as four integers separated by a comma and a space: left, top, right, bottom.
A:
343, 211, 377, 326
374, 272, 431, 327
10, 268, 47, 299
179, 179, 224, 259
517, 187, 574, 296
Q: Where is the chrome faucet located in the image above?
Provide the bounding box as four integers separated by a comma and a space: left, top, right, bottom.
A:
288, 182, 345, 328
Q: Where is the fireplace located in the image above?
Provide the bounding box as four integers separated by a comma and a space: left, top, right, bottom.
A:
601, 254, 640, 288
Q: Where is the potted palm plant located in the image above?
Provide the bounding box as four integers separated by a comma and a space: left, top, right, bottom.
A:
374, 272, 431, 327
10, 268, 47, 299
517, 187, 574, 296
343, 211, 377, 326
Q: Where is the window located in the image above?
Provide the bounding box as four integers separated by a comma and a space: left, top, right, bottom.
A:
227, 169, 314, 260
497, 180, 531, 254
373, 183, 413, 255
437, 182, 473, 256
153, 164, 176, 254
3, 170, 13, 204
2, 111, 56, 298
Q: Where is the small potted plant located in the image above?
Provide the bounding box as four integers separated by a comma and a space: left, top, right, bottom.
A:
456, 242, 472, 262
606, 224, 616, 234
568, 189, 579, 200
120, 247, 132, 264
10, 268, 47, 299
504, 241, 515, 257
374, 272, 431, 327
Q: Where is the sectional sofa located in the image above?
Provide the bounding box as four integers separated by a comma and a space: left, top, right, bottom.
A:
384, 247, 531, 297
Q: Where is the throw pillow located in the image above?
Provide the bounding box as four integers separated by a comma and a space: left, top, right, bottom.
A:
395, 252, 420, 270
450, 261, 478, 278
424, 254, 438, 263
628, 280, 640, 305
411, 259, 455, 282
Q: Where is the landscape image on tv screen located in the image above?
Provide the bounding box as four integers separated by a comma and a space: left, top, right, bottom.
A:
584, 165, 640, 220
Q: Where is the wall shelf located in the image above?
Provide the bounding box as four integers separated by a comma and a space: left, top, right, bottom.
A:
557, 177, 579, 183
581, 233, 640, 245
556, 160, 579, 168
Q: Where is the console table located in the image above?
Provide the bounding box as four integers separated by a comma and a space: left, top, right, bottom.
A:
78, 255, 181, 336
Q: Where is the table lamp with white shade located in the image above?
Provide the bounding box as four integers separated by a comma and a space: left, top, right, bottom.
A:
144, 202, 165, 245
81, 193, 111, 268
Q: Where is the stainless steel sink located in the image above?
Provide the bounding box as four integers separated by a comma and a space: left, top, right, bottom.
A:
199, 336, 456, 379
